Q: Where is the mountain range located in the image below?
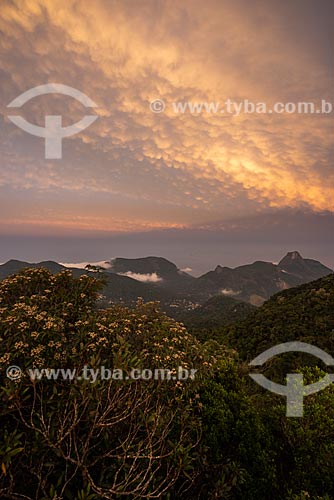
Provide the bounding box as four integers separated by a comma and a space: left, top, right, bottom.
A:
189, 251, 333, 305
0, 252, 332, 313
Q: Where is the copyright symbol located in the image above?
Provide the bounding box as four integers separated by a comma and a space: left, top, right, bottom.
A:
6, 365, 22, 381
150, 99, 166, 113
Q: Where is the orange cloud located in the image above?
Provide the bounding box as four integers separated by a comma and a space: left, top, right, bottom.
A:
0, 0, 333, 232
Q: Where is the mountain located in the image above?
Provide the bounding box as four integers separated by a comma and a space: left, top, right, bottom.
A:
101, 272, 173, 303
0, 259, 70, 279
190, 252, 333, 305
178, 295, 256, 330
278, 250, 332, 281
0, 260, 171, 304
223, 273, 334, 361
0, 252, 332, 309
101, 252, 333, 306
107, 256, 195, 293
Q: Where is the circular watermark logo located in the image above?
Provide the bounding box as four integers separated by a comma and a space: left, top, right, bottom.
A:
150, 99, 166, 113
249, 342, 334, 417
7, 83, 98, 159
6, 365, 22, 381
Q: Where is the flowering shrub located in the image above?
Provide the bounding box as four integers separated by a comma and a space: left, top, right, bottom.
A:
0, 269, 217, 499
0, 268, 280, 500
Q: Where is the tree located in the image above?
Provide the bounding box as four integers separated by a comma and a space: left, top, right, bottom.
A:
0, 269, 205, 499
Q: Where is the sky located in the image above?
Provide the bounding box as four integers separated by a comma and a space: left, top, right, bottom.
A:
0, 0, 333, 273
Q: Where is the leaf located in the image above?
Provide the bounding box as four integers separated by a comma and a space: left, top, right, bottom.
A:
1, 462, 6, 475
7, 447, 24, 458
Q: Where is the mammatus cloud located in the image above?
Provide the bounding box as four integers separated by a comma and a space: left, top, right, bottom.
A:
0, 0, 333, 233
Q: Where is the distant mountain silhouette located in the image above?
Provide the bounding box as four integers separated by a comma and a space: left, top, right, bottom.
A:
189, 251, 333, 305
108, 256, 194, 292
0, 252, 332, 307
278, 251, 332, 281
0, 259, 171, 304
0, 260, 68, 280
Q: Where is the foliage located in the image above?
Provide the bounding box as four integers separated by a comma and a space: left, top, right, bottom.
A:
179, 295, 256, 342
222, 274, 334, 361
1, 269, 334, 499
0, 269, 204, 498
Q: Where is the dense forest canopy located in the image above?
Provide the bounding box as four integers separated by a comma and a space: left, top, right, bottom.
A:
0, 269, 334, 499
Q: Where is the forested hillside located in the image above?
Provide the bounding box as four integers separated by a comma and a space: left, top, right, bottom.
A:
1, 268, 334, 499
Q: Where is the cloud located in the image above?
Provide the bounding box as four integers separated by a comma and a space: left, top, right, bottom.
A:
221, 288, 241, 297
118, 271, 162, 283
0, 0, 333, 234
180, 267, 192, 274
